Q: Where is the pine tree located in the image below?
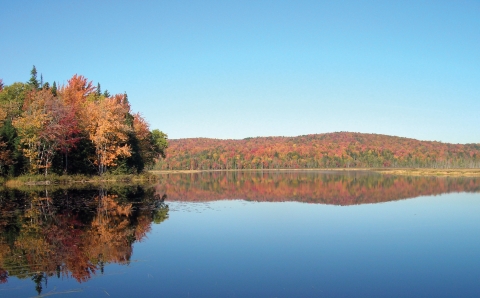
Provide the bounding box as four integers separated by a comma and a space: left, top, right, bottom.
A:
96, 83, 101, 97
28, 65, 39, 89
51, 81, 57, 96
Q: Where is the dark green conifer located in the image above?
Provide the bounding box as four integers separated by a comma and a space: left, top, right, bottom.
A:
28, 65, 39, 89
96, 83, 101, 96
51, 81, 57, 96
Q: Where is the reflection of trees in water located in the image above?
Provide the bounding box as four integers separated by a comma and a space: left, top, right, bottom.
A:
152, 194, 169, 224
0, 185, 168, 294
156, 171, 480, 205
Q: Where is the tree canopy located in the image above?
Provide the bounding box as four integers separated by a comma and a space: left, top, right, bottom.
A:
0, 68, 168, 176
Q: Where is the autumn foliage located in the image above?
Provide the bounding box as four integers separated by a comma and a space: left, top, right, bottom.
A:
0, 68, 167, 176
156, 133, 480, 170
83, 94, 132, 174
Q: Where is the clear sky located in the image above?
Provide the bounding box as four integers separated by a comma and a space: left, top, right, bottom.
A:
1, 0, 479, 143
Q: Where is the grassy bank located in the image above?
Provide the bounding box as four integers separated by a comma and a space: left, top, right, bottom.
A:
3, 172, 159, 187
5, 168, 479, 187
150, 168, 480, 177
373, 168, 480, 177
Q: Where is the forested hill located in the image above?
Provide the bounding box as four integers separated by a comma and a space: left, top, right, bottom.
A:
155, 132, 480, 170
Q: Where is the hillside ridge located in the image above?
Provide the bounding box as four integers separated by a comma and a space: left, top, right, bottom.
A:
171, 132, 469, 144
156, 132, 480, 170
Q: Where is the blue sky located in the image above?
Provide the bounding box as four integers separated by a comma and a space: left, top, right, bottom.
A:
1, 0, 479, 143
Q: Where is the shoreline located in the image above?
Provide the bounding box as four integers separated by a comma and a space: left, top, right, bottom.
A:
3, 168, 479, 187
150, 168, 480, 177
373, 168, 480, 177
2, 173, 159, 188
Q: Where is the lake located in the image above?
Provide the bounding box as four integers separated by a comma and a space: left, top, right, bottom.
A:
1, 171, 480, 297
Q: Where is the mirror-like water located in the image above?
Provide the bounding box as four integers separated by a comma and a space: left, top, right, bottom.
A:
1, 171, 479, 297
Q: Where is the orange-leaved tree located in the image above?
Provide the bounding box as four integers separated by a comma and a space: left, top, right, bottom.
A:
59, 75, 95, 114
85, 94, 132, 175
57, 75, 95, 172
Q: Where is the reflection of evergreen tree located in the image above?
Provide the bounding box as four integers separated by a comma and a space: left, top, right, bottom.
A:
153, 194, 169, 224
32, 272, 46, 295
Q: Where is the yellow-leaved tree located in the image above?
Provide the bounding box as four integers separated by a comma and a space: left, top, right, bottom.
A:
13, 89, 77, 175
13, 90, 49, 174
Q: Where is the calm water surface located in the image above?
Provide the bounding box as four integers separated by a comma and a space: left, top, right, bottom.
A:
1, 171, 479, 297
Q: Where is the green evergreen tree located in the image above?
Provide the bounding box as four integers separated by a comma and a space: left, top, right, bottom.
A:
52, 138, 96, 175
51, 81, 57, 96
96, 83, 101, 96
0, 119, 26, 176
28, 65, 39, 89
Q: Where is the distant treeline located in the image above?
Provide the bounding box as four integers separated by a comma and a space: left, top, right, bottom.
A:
155, 133, 480, 170
0, 66, 167, 176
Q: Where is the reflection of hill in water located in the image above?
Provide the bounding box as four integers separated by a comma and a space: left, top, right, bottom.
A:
0, 186, 168, 294
156, 171, 480, 205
